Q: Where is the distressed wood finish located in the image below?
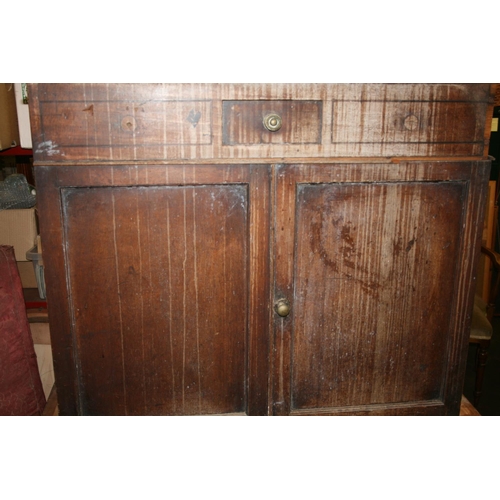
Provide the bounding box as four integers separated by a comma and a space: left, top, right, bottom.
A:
272, 161, 489, 415
222, 100, 322, 145
40, 100, 213, 148
29, 84, 494, 416
35, 164, 270, 415
65, 184, 248, 416
29, 84, 492, 161
331, 100, 486, 156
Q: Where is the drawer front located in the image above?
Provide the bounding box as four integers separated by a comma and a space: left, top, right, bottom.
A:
222, 100, 322, 145
36, 99, 212, 159
331, 99, 488, 156
29, 84, 492, 161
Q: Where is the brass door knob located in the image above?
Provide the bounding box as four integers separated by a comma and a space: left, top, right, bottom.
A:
263, 113, 282, 132
275, 298, 291, 317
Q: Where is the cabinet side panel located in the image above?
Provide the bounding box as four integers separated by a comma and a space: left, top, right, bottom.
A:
292, 181, 465, 409
62, 184, 248, 415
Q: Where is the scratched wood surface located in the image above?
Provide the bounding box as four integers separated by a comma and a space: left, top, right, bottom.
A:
35, 164, 270, 415
222, 100, 322, 145
272, 161, 490, 415
30, 84, 493, 416
294, 179, 462, 409
64, 185, 248, 415
28, 84, 493, 162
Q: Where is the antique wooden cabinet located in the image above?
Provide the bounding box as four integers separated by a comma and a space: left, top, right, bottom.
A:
28, 84, 495, 415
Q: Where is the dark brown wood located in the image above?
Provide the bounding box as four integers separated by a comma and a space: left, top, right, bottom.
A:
443, 161, 490, 414
273, 161, 490, 415
28, 84, 491, 162
35, 164, 270, 415
29, 84, 493, 416
35, 169, 79, 416
331, 100, 488, 156
222, 100, 322, 145
40, 100, 213, 148
64, 184, 247, 415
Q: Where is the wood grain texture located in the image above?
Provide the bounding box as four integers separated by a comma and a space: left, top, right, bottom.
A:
34, 171, 79, 415
331, 100, 486, 156
28, 84, 492, 162
31, 84, 493, 416
272, 161, 490, 415
494, 84, 500, 107
40, 100, 212, 147
440, 160, 490, 415
63, 185, 247, 415
222, 100, 322, 145
293, 181, 462, 408
35, 164, 270, 415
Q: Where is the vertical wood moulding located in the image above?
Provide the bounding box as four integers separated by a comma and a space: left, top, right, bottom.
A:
442, 161, 491, 414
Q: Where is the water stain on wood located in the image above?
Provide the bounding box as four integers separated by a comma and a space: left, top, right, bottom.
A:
28, 84, 493, 416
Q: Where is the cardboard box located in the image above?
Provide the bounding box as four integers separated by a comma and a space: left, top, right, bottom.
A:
0, 83, 20, 151
0, 207, 37, 261
16, 261, 37, 288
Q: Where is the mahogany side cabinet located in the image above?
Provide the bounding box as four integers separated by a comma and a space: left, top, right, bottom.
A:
28, 83, 495, 415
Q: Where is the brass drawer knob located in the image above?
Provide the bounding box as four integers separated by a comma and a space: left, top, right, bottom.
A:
263, 113, 282, 132
275, 298, 291, 317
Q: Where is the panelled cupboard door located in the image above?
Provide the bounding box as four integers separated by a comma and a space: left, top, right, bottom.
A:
272, 161, 489, 416
35, 164, 270, 415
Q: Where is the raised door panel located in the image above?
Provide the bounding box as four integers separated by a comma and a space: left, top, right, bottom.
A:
273, 161, 489, 415
35, 164, 270, 415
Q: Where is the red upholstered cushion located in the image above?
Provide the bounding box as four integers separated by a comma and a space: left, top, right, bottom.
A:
0, 245, 46, 415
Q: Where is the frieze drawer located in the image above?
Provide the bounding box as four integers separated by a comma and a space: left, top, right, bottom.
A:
222, 100, 323, 145
30, 84, 492, 161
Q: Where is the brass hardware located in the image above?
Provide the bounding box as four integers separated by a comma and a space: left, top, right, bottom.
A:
263, 113, 282, 132
275, 298, 291, 317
